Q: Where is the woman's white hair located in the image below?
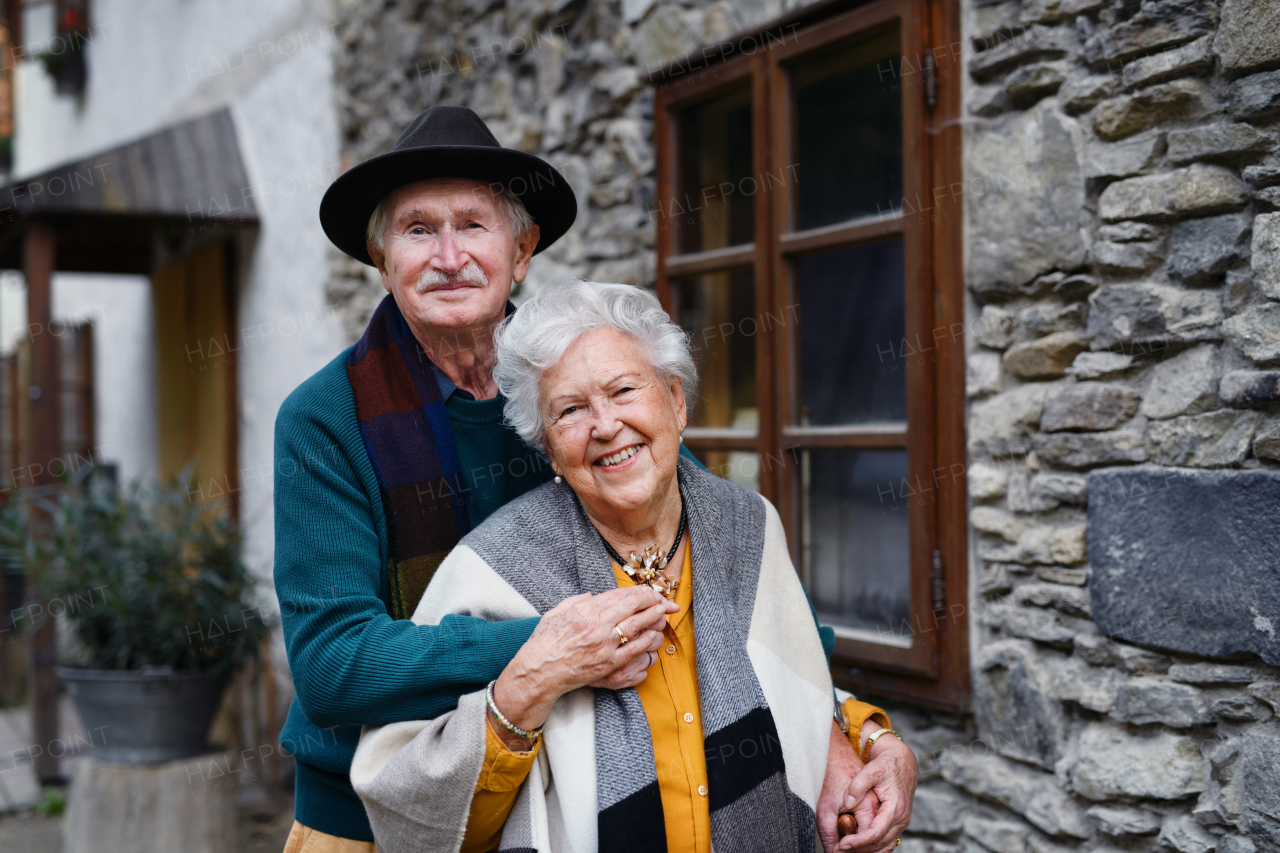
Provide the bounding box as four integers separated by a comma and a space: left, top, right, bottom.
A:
494, 280, 699, 449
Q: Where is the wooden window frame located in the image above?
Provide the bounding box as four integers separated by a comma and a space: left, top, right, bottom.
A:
654, 0, 968, 711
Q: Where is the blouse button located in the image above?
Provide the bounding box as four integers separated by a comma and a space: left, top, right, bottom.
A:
684, 712, 694, 723
666, 644, 676, 655
698, 784, 708, 797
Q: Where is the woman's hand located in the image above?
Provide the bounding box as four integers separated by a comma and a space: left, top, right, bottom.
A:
490, 586, 677, 732
835, 723, 918, 853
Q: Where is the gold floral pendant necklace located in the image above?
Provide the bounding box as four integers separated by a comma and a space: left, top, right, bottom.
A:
595, 491, 688, 601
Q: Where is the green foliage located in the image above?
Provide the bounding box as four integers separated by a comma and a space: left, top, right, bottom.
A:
0, 476, 266, 675
35, 786, 66, 817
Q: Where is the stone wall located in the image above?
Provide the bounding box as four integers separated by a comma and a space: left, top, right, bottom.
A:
958, 0, 1280, 851
326, 0, 1280, 852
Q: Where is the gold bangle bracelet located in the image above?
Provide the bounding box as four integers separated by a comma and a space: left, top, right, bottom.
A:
861, 727, 902, 764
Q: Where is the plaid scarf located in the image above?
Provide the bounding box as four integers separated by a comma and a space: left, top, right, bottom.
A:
346, 295, 471, 619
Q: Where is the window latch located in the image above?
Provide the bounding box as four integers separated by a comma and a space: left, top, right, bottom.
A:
923, 49, 938, 109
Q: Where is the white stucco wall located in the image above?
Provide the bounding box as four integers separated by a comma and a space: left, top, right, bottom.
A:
11, 0, 343, 635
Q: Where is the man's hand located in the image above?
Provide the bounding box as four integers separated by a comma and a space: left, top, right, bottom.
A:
818, 721, 881, 853
836, 729, 918, 853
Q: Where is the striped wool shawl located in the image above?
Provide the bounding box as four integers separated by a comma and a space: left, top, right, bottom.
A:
351, 457, 834, 853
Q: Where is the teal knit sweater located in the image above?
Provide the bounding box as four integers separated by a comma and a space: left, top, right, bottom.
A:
274, 349, 835, 840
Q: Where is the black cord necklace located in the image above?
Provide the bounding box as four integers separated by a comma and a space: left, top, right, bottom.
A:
587, 480, 688, 599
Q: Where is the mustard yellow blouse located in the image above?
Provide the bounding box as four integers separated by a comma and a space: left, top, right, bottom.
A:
461, 541, 891, 853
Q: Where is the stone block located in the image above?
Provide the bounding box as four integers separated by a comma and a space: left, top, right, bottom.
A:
1256, 416, 1280, 461
1215, 0, 1280, 76
63, 753, 239, 853
1060, 72, 1120, 115
1006, 62, 1067, 107
1239, 727, 1280, 851
911, 784, 973, 835
969, 384, 1050, 456
1167, 212, 1253, 286
1041, 383, 1140, 431
938, 751, 1091, 838
1004, 332, 1088, 379
982, 602, 1080, 645
1087, 283, 1222, 349
1218, 837, 1258, 853
981, 562, 1015, 596
963, 816, 1029, 853
972, 506, 1025, 542
1017, 302, 1086, 337
1160, 815, 1219, 853
1098, 164, 1246, 221
971, 1, 1022, 50
1112, 676, 1215, 726
971, 83, 1014, 118
1225, 268, 1254, 313
980, 523, 1087, 565
1052, 655, 1118, 711
976, 305, 1016, 349
1030, 472, 1088, 505
1246, 165, 1280, 189
1052, 273, 1099, 300
1037, 565, 1089, 584
1122, 35, 1214, 89
1090, 239, 1162, 273
1141, 345, 1221, 419
1086, 805, 1163, 836
1067, 351, 1133, 379
970, 461, 1010, 500
1100, 220, 1162, 242
970, 25, 1073, 80
1021, 0, 1108, 22
1212, 694, 1273, 721
1169, 663, 1256, 684
1146, 410, 1259, 466
973, 640, 1067, 768
967, 102, 1086, 301
1088, 467, 1280, 665
1014, 582, 1091, 617
1032, 427, 1149, 468
1228, 70, 1280, 119
1224, 303, 1280, 362
1258, 187, 1280, 209
1073, 628, 1123, 666
1220, 370, 1280, 405
633, 5, 704, 68
1082, 0, 1216, 66
1068, 722, 1209, 800
1115, 643, 1172, 674
969, 350, 1004, 398
1009, 470, 1059, 511
1247, 680, 1280, 711
1167, 123, 1273, 164
1253, 213, 1280, 299
1093, 79, 1212, 141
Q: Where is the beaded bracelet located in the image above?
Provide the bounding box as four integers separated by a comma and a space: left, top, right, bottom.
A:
486, 680, 543, 740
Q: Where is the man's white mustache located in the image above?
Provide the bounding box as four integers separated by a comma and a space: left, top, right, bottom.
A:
415, 261, 489, 293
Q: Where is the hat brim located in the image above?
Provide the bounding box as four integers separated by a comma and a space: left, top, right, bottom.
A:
320, 145, 578, 265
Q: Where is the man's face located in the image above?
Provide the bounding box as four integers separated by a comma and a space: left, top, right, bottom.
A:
367, 177, 540, 335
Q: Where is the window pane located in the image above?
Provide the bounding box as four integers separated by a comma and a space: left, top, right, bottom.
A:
802, 448, 911, 638
674, 86, 754, 253
792, 25, 902, 230
673, 269, 757, 430
689, 448, 762, 494
795, 239, 905, 426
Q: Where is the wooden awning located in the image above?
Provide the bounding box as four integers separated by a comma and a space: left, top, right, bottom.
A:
0, 107, 260, 274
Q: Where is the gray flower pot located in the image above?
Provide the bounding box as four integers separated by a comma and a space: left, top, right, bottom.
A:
57, 667, 229, 765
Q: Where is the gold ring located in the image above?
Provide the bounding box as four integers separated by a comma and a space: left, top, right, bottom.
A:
615, 626, 629, 646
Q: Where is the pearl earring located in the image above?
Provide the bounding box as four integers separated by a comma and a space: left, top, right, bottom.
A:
679, 434, 684, 444
554, 475, 563, 484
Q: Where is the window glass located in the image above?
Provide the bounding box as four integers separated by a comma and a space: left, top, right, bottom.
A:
673, 269, 757, 430
689, 448, 762, 494
795, 239, 906, 426
675, 86, 754, 253
802, 448, 911, 638
792, 25, 903, 230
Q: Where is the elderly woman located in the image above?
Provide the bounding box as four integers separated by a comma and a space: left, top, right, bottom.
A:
351, 281, 916, 853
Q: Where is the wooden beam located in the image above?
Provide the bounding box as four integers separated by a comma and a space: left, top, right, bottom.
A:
24, 221, 61, 784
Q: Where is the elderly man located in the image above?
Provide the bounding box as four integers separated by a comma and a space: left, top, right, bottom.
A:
275, 104, 916, 853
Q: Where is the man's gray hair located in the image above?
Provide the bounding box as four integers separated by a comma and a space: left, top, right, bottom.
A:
494, 280, 699, 450
365, 180, 536, 254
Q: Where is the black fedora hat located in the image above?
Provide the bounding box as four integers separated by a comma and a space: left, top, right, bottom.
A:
320, 105, 577, 265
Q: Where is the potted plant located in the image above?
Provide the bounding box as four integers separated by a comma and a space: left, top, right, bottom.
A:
1, 474, 266, 764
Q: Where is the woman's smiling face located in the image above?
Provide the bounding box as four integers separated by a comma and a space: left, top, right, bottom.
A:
540, 327, 687, 520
